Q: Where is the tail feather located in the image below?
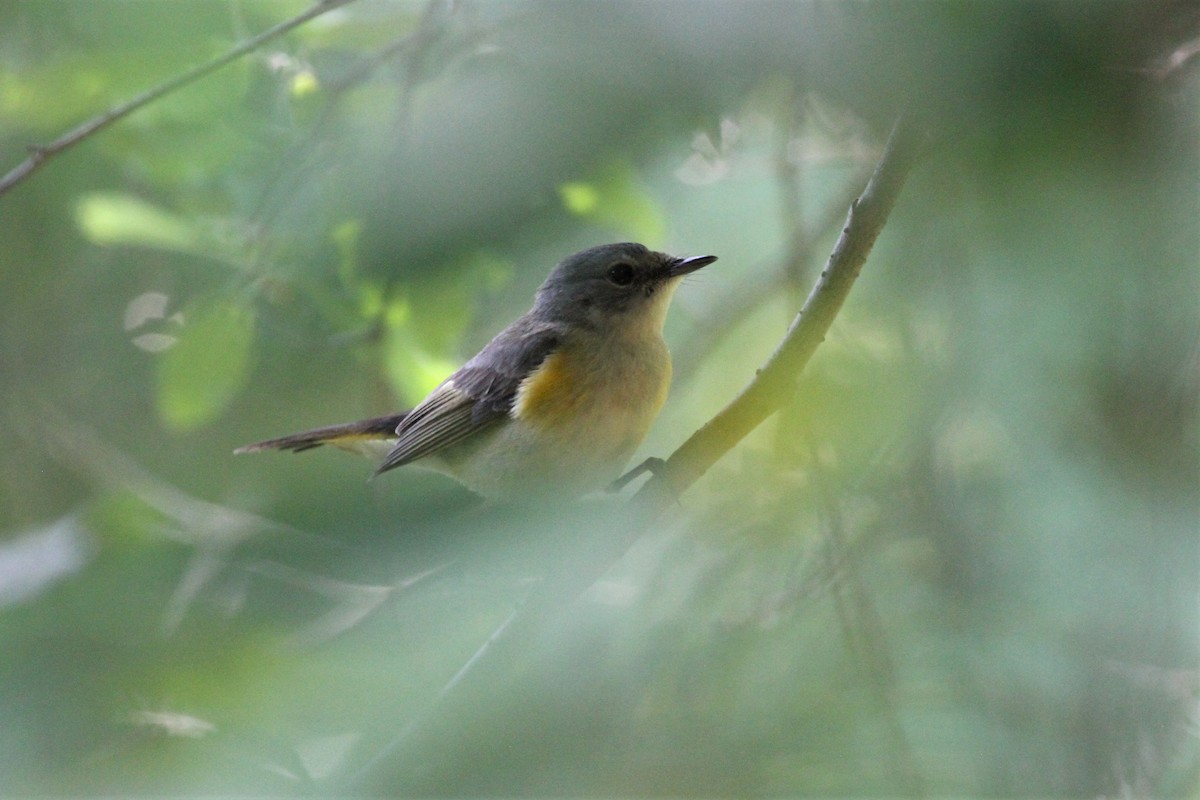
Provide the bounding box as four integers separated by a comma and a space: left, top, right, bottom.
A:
235, 413, 408, 455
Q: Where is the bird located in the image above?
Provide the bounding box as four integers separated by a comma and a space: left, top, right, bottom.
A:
236, 242, 717, 502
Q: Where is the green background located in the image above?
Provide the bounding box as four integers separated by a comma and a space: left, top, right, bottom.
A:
0, 1, 1196, 795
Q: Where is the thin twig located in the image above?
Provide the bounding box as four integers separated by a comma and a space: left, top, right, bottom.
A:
0, 0, 357, 198
634, 115, 929, 519
346, 604, 522, 789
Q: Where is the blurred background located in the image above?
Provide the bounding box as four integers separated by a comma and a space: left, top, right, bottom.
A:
1, 0, 1197, 795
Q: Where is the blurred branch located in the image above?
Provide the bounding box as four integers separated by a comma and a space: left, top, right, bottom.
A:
1148, 33, 1200, 79
774, 88, 806, 257
811, 437, 926, 795
634, 115, 929, 518
243, 559, 450, 648
392, 0, 459, 133
13, 399, 302, 550
8, 396, 352, 635
0, 0, 358, 199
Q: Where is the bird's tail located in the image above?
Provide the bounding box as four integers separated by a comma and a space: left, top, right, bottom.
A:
235, 413, 408, 455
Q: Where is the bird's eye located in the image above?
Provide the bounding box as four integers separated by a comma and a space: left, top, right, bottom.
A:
607, 263, 635, 286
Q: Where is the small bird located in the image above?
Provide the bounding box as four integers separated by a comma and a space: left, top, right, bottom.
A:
237, 242, 716, 501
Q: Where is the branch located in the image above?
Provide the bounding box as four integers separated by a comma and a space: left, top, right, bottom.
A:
0, 0, 357, 199
672, 168, 871, 382
633, 115, 929, 518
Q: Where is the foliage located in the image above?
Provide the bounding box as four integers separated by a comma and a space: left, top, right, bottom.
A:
0, 1, 1196, 795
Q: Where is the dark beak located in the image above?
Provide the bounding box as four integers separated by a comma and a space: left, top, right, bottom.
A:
668, 254, 718, 278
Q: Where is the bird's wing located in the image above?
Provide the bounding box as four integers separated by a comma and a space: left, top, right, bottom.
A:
375, 317, 564, 474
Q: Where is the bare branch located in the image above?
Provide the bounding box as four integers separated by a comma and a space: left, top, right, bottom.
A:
0, 0, 358, 199
634, 115, 929, 518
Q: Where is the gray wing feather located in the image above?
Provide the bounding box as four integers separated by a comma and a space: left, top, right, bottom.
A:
375, 384, 478, 471
375, 316, 564, 475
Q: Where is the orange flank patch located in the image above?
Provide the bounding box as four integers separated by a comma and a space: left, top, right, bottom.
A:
474, 333, 672, 494
514, 350, 585, 428
513, 339, 671, 439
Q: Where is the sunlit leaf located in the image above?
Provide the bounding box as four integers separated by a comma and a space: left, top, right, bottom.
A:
559, 181, 600, 215
75, 192, 200, 253
407, 280, 472, 354
290, 69, 319, 98
558, 162, 666, 246
156, 301, 255, 431
382, 298, 456, 405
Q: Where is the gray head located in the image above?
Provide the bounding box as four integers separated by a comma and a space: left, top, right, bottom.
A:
533, 242, 717, 331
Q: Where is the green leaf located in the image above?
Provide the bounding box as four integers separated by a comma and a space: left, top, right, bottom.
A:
382, 298, 457, 405
558, 161, 666, 246
156, 301, 255, 431
75, 192, 200, 253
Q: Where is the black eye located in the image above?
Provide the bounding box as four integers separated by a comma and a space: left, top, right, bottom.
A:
607, 262, 635, 286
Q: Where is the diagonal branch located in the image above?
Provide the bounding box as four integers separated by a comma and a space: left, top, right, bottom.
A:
672, 168, 871, 383
0, 0, 358, 199
633, 115, 930, 519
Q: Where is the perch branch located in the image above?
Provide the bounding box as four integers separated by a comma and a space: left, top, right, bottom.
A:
0, 0, 357, 198
673, 168, 870, 382
633, 115, 929, 518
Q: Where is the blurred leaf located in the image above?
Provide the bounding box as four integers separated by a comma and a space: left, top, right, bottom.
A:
0, 516, 92, 608
559, 181, 600, 215
289, 68, 319, 99
406, 278, 473, 354
559, 161, 666, 246
0, 59, 117, 131
156, 301, 255, 432
76, 192, 200, 253
85, 491, 170, 546
0, 1, 240, 132
382, 298, 457, 405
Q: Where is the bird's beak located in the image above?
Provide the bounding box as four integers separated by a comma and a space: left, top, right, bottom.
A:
668, 254, 718, 278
